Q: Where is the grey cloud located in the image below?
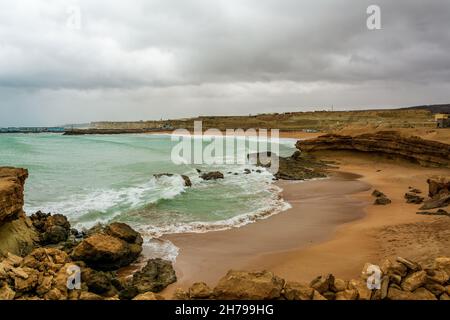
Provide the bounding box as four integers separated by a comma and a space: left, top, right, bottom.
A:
0, 0, 449, 126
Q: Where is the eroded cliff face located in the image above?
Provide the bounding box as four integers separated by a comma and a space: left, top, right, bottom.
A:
0, 167, 37, 257
0, 167, 28, 225
296, 131, 450, 167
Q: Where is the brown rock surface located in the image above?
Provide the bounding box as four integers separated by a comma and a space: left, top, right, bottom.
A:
213, 270, 284, 300
0, 167, 28, 225
297, 131, 450, 167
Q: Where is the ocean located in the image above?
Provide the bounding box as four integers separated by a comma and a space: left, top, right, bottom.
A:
0, 133, 296, 245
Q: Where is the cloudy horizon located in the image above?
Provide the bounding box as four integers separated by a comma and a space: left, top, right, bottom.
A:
1, 0, 450, 126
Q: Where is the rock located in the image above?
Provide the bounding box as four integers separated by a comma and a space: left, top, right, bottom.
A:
131, 258, 176, 293
5, 253, 22, 267
0, 283, 15, 300
427, 176, 450, 197
372, 190, 385, 197
335, 289, 358, 300
71, 234, 142, 270
244, 169, 251, 174
348, 279, 372, 300
312, 290, 327, 300
273, 152, 327, 180
133, 292, 164, 300
419, 194, 450, 210
331, 278, 347, 292
0, 167, 28, 226
404, 193, 424, 204
153, 173, 191, 187
412, 288, 437, 300
44, 288, 64, 300
181, 175, 192, 187
283, 282, 314, 300
424, 283, 445, 296
213, 270, 284, 300
200, 171, 224, 181
30, 212, 71, 245
79, 291, 103, 300
401, 271, 427, 292
387, 287, 416, 300
85, 270, 113, 295
396, 257, 421, 272
440, 293, 450, 300
322, 291, 336, 300
416, 209, 450, 216
434, 257, 450, 275
189, 282, 213, 299
14, 267, 39, 292
381, 258, 408, 277
36, 275, 53, 296
309, 274, 334, 294
172, 288, 190, 300
408, 187, 422, 194
374, 196, 391, 205
296, 131, 450, 167
21, 247, 70, 273
380, 276, 390, 300
426, 269, 449, 284
118, 286, 139, 300
105, 222, 143, 246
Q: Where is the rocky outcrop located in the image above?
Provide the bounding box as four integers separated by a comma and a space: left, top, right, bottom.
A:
30, 211, 71, 245
71, 233, 142, 271
372, 189, 391, 205
171, 256, 450, 301
417, 176, 450, 210
130, 258, 177, 294
0, 168, 28, 226
213, 270, 285, 300
296, 131, 450, 167
153, 173, 192, 187
0, 167, 38, 257
200, 171, 224, 181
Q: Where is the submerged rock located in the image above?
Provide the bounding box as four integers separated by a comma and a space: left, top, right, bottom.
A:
153, 173, 192, 187
200, 171, 224, 181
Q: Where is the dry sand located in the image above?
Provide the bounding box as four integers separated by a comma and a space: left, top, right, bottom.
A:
161, 151, 450, 297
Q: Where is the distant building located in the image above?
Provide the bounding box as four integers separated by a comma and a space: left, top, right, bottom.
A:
435, 114, 450, 128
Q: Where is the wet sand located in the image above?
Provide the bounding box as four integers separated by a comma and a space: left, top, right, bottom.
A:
160, 152, 450, 297
161, 170, 371, 294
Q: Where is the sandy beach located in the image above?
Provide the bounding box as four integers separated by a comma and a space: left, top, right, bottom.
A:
161, 151, 450, 296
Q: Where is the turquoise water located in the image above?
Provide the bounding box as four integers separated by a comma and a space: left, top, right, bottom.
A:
0, 133, 296, 238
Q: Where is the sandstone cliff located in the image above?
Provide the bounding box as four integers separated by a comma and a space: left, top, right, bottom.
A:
0, 167, 38, 257
296, 131, 450, 167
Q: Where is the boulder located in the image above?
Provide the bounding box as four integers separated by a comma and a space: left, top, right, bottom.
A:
372, 190, 385, 197
427, 176, 450, 197
404, 193, 424, 204
283, 281, 314, 300
105, 222, 143, 245
84, 270, 114, 295
200, 171, 224, 181
426, 269, 449, 285
131, 258, 176, 293
331, 278, 347, 292
79, 291, 103, 300
30, 212, 71, 245
396, 257, 421, 272
387, 287, 416, 300
309, 274, 334, 294
172, 288, 190, 300
434, 257, 450, 275
133, 292, 164, 300
21, 248, 71, 273
213, 270, 284, 300
0, 283, 15, 300
189, 282, 213, 299
13, 267, 39, 293
71, 234, 142, 270
381, 258, 408, 277
118, 286, 139, 300
419, 194, 450, 210
440, 293, 450, 300
335, 289, 358, 300
153, 173, 192, 187
348, 279, 372, 300
412, 288, 437, 300
401, 271, 427, 292
374, 196, 391, 205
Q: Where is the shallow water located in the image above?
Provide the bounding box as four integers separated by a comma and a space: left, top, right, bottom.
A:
0, 133, 296, 239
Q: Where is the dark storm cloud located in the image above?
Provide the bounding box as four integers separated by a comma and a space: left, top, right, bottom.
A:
0, 0, 449, 126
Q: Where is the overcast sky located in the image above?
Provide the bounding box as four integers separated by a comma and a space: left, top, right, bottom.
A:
1, 0, 450, 126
